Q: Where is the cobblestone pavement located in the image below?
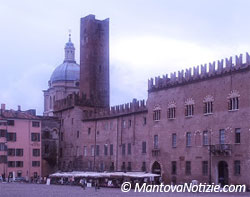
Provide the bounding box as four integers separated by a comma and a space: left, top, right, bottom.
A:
0, 183, 249, 197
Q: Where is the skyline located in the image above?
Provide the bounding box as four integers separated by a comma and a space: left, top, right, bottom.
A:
1, 0, 250, 114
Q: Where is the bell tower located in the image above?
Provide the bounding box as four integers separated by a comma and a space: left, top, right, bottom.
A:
79, 15, 110, 108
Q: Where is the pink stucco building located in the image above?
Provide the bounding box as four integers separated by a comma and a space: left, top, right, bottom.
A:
0, 104, 41, 181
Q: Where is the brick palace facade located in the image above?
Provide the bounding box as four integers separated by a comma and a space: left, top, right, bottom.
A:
43, 15, 250, 187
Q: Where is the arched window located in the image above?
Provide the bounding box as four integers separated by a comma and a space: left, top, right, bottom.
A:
153, 105, 161, 121
203, 95, 214, 114
168, 101, 176, 119
185, 98, 194, 117
228, 90, 240, 111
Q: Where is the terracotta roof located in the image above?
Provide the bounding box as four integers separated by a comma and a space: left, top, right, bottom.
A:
0, 109, 40, 120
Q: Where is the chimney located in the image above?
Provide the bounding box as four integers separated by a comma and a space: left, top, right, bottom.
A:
18, 105, 21, 111
1, 104, 5, 112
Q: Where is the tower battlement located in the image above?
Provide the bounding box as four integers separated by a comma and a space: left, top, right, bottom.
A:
148, 53, 250, 92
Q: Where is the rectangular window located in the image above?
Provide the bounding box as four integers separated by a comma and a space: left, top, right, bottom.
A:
83, 146, 87, 156
91, 145, 95, 156
186, 132, 191, 147
128, 143, 131, 155
110, 144, 113, 156
7, 120, 15, 126
219, 129, 225, 144
0, 143, 7, 151
185, 161, 191, 175
8, 148, 15, 156
59, 148, 62, 157
142, 141, 146, 153
77, 131, 80, 138
171, 161, 177, 175
16, 161, 23, 168
172, 133, 177, 148
0, 129, 7, 138
143, 117, 147, 125
185, 105, 194, 117
33, 149, 40, 157
96, 145, 99, 156
153, 110, 161, 121
8, 161, 15, 167
31, 133, 40, 142
235, 128, 241, 144
32, 161, 40, 167
202, 161, 208, 176
204, 102, 213, 114
203, 130, 209, 146
122, 144, 126, 155
122, 120, 126, 129
154, 135, 159, 149
88, 128, 91, 135
128, 120, 132, 128
60, 132, 64, 141
234, 160, 241, 175
7, 133, 16, 141
229, 97, 239, 111
168, 107, 176, 119
104, 144, 108, 156
32, 121, 40, 127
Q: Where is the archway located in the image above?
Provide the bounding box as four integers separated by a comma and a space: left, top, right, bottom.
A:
152, 161, 161, 175
218, 161, 228, 186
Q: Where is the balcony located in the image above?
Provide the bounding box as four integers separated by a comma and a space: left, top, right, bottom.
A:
210, 144, 232, 156
152, 148, 160, 157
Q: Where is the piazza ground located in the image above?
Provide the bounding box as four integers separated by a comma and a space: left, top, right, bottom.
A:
0, 183, 249, 197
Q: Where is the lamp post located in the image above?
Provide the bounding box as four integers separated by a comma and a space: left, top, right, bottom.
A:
209, 129, 213, 185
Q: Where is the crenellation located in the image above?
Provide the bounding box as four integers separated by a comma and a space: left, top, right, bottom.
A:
147, 53, 250, 92
225, 57, 232, 71
235, 54, 243, 69
178, 70, 184, 83
246, 52, 250, 66
209, 61, 216, 76
162, 75, 167, 86
200, 64, 207, 78
193, 65, 199, 79
170, 72, 177, 83
185, 68, 192, 81
217, 59, 224, 74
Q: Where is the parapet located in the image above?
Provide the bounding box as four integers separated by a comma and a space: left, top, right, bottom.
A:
148, 53, 250, 92
83, 99, 147, 120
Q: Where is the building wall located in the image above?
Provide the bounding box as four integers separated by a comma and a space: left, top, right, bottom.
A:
0, 116, 42, 180
147, 67, 250, 186
41, 117, 60, 177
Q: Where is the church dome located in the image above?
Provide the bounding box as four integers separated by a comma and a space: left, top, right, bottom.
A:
50, 33, 80, 84
50, 62, 79, 83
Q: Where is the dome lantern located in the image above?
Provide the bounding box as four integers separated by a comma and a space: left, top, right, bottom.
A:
64, 30, 76, 63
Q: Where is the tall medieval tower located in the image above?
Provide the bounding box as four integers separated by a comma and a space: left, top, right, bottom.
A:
80, 15, 110, 108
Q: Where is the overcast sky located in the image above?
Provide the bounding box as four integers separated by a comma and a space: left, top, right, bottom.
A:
1, 0, 250, 115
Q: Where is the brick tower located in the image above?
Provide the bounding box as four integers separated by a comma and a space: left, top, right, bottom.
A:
80, 15, 110, 108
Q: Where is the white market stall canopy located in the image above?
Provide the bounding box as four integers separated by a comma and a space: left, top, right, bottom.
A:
49, 171, 160, 179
